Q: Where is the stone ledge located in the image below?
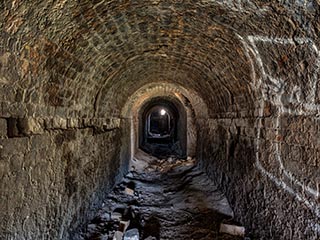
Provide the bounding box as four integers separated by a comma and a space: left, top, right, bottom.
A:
0, 117, 122, 138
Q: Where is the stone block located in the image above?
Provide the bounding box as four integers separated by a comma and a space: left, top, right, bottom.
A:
83, 118, 92, 127
67, 118, 79, 128
0, 118, 7, 138
2, 102, 27, 117
112, 118, 121, 128
52, 116, 67, 129
44, 118, 53, 129
19, 118, 44, 135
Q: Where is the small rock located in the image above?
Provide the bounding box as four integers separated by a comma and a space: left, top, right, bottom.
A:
111, 212, 122, 221
100, 234, 109, 240
123, 228, 139, 240
119, 220, 130, 232
219, 223, 245, 237
87, 224, 97, 231
126, 172, 134, 178
124, 187, 135, 196
100, 212, 111, 221
113, 231, 124, 240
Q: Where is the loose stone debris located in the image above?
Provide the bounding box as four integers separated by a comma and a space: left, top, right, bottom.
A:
123, 228, 139, 240
124, 188, 135, 196
113, 231, 123, 240
78, 151, 246, 240
220, 224, 245, 237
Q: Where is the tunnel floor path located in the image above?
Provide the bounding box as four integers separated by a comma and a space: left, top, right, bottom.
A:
80, 151, 243, 240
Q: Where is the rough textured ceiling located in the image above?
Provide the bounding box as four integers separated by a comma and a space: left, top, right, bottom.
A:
1, 0, 319, 118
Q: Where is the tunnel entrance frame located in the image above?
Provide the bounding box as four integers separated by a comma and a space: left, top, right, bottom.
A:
139, 97, 186, 158
120, 82, 209, 162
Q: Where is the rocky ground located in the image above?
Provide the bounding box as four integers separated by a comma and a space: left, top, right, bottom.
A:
77, 151, 245, 240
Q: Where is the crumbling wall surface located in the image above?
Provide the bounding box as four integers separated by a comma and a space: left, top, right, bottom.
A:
200, 116, 319, 239
0, 116, 128, 240
200, 33, 320, 240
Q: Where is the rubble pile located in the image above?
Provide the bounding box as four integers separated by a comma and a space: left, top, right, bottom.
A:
78, 152, 245, 240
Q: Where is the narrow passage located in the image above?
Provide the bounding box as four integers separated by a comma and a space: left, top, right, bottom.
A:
79, 151, 244, 240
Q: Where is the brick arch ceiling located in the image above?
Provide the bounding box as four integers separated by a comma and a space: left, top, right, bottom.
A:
1, 1, 319, 118
120, 82, 208, 119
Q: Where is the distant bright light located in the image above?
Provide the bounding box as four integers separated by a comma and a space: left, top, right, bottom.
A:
160, 109, 166, 115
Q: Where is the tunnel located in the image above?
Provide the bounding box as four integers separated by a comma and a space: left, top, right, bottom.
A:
0, 0, 320, 239
139, 96, 187, 158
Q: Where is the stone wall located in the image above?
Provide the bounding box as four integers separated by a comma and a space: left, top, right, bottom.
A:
0, 116, 129, 240
1, 1, 320, 239
199, 112, 320, 239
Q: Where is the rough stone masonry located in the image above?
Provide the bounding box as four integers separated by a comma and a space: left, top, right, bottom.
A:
0, 0, 320, 239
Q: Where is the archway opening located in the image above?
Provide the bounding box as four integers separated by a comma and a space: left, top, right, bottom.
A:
139, 98, 187, 158
146, 106, 174, 144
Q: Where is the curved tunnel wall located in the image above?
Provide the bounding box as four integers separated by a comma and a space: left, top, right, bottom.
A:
0, 0, 320, 239
122, 82, 207, 160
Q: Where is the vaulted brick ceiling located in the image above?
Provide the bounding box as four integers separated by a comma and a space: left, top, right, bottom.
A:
1, 1, 319, 118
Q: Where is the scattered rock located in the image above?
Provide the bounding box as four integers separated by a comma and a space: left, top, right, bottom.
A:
111, 212, 122, 221
87, 224, 97, 231
119, 220, 130, 232
167, 157, 174, 163
220, 223, 245, 237
124, 228, 139, 240
100, 213, 111, 221
112, 231, 123, 240
124, 187, 135, 196
81, 151, 240, 240
126, 172, 134, 178
99, 234, 109, 240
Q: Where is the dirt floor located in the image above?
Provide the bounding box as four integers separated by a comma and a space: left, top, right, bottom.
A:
78, 150, 245, 240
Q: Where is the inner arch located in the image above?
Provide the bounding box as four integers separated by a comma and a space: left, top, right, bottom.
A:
139, 97, 186, 158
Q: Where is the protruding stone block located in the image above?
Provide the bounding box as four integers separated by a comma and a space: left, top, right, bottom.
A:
52, 116, 67, 129
23, 118, 44, 135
